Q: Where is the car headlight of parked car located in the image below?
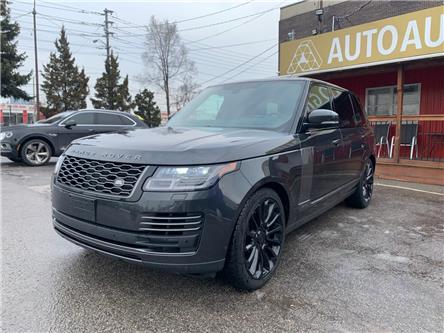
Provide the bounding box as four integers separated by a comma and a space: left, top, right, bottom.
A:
143, 162, 240, 192
0, 132, 13, 141
54, 155, 65, 175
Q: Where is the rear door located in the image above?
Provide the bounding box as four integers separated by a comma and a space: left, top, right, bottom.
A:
331, 88, 364, 184
94, 112, 136, 134
298, 84, 344, 201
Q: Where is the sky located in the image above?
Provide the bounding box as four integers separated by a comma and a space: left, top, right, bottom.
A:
9, 0, 295, 110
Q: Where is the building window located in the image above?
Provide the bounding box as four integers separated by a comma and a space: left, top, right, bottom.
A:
365, 84, 420, 116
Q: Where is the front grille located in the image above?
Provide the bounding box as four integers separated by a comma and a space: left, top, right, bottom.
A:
57, 155, 146, 197
136, 213, 204, 253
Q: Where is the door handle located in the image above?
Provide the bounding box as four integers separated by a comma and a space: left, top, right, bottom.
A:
88, 129, 96, 132
332, 139, 341, 146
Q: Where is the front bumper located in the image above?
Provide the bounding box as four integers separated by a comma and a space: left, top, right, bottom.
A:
0, 141, 19, 158
52, 170, 251, 273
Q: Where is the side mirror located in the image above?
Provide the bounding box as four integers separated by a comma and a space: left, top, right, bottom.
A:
64, 119, 77, 129
304, 109, 339, 129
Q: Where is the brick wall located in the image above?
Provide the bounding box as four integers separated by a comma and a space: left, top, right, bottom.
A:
279, 0, 442, 43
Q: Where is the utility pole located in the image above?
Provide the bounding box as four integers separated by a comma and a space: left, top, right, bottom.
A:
32, 0, 40, 121
103, 8, 113, 62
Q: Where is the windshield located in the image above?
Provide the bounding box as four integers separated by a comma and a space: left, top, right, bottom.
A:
36, 111, 73, 124
168, 81, 305, 132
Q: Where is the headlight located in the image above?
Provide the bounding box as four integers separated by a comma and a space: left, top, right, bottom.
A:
143, 162, 240, 192
0, 132, 13, 141
54, 155, 65, 174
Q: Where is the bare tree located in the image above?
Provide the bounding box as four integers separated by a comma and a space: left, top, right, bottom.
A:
172, 75, 200, 112
142, 16, 196, 117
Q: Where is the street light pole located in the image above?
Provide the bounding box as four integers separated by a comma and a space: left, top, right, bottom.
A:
32, 0, 40, 121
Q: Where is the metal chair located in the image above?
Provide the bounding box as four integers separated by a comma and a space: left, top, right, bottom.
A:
373, 122, 391, 158
390, 122, 418, 159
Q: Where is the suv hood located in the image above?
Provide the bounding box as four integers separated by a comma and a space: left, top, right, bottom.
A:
65, 127, 300, 165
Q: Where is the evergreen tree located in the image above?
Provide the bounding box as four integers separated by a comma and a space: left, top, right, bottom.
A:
41, 27, 89, 117
91, 53, 132, 111
134, 89, 161, 127
0, 0, 31, 100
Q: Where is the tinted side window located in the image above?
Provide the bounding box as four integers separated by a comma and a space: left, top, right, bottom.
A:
96, 113, 124, 125
349, 94, 365, 126
118, 115, 135, 125
331, 89, 355, 128
305, 85, 332, 114
69, 112, 94, 125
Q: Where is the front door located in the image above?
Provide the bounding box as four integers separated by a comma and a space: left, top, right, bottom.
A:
298, 84, 344, 201
57, 112, 96, 152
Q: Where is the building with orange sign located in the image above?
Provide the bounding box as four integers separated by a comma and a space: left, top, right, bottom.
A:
279, 1, 444, 185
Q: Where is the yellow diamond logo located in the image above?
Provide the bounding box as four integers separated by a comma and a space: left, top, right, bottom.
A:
287, 40, 323, 74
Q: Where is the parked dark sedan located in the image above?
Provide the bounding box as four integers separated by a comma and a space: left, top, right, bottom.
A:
0, 109, 146, 166
52, 78, 375, 290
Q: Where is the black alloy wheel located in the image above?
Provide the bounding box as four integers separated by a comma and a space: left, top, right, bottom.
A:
346, 158, 374, 208
362, 160, 374, 202
244, 198, 283, 279
224, 188, 285, 290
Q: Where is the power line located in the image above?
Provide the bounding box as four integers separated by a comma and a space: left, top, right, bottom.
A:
18, 43, 106, 56
104, 11, 276, 61
107, 32, 276, 70
189, 0, 289, 43
108, 25, 277, 67
11, 11, 32, 19
222, 50, 278, 83
13, 0, 103, 16
188, 39, 276, 51
15, 1, 281, 90
178, 6, 281, 32
111, 5, 279, 35
110, 39, 276, 73
109, 0, 254, 29
20, 25, 103, 38
19, 36, 96, 48
105, 20, 279, 77
171, 0, 255, 24
18, 19, 104, 37
37, 13, 103, 27
189, 53, 275, 74
201, 44, 277, 85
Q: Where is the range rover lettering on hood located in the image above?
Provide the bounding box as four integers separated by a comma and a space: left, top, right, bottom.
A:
68, 148, 142, 162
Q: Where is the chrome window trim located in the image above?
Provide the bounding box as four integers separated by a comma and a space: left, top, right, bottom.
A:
58, 111, 137, 127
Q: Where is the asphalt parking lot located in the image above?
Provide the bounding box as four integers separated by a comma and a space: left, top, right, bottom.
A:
1, 157, 443, 332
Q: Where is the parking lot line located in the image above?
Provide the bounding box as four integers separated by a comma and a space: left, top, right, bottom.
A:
375, 183, 444, 196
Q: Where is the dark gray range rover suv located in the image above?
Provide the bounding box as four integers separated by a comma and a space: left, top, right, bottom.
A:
52, 78, 375, 290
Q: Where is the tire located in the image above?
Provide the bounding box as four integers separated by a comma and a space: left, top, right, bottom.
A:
20, 139, 52, 166
7, 157, 22, 163
224, 188, 285, 290
346, 158, 374, 209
